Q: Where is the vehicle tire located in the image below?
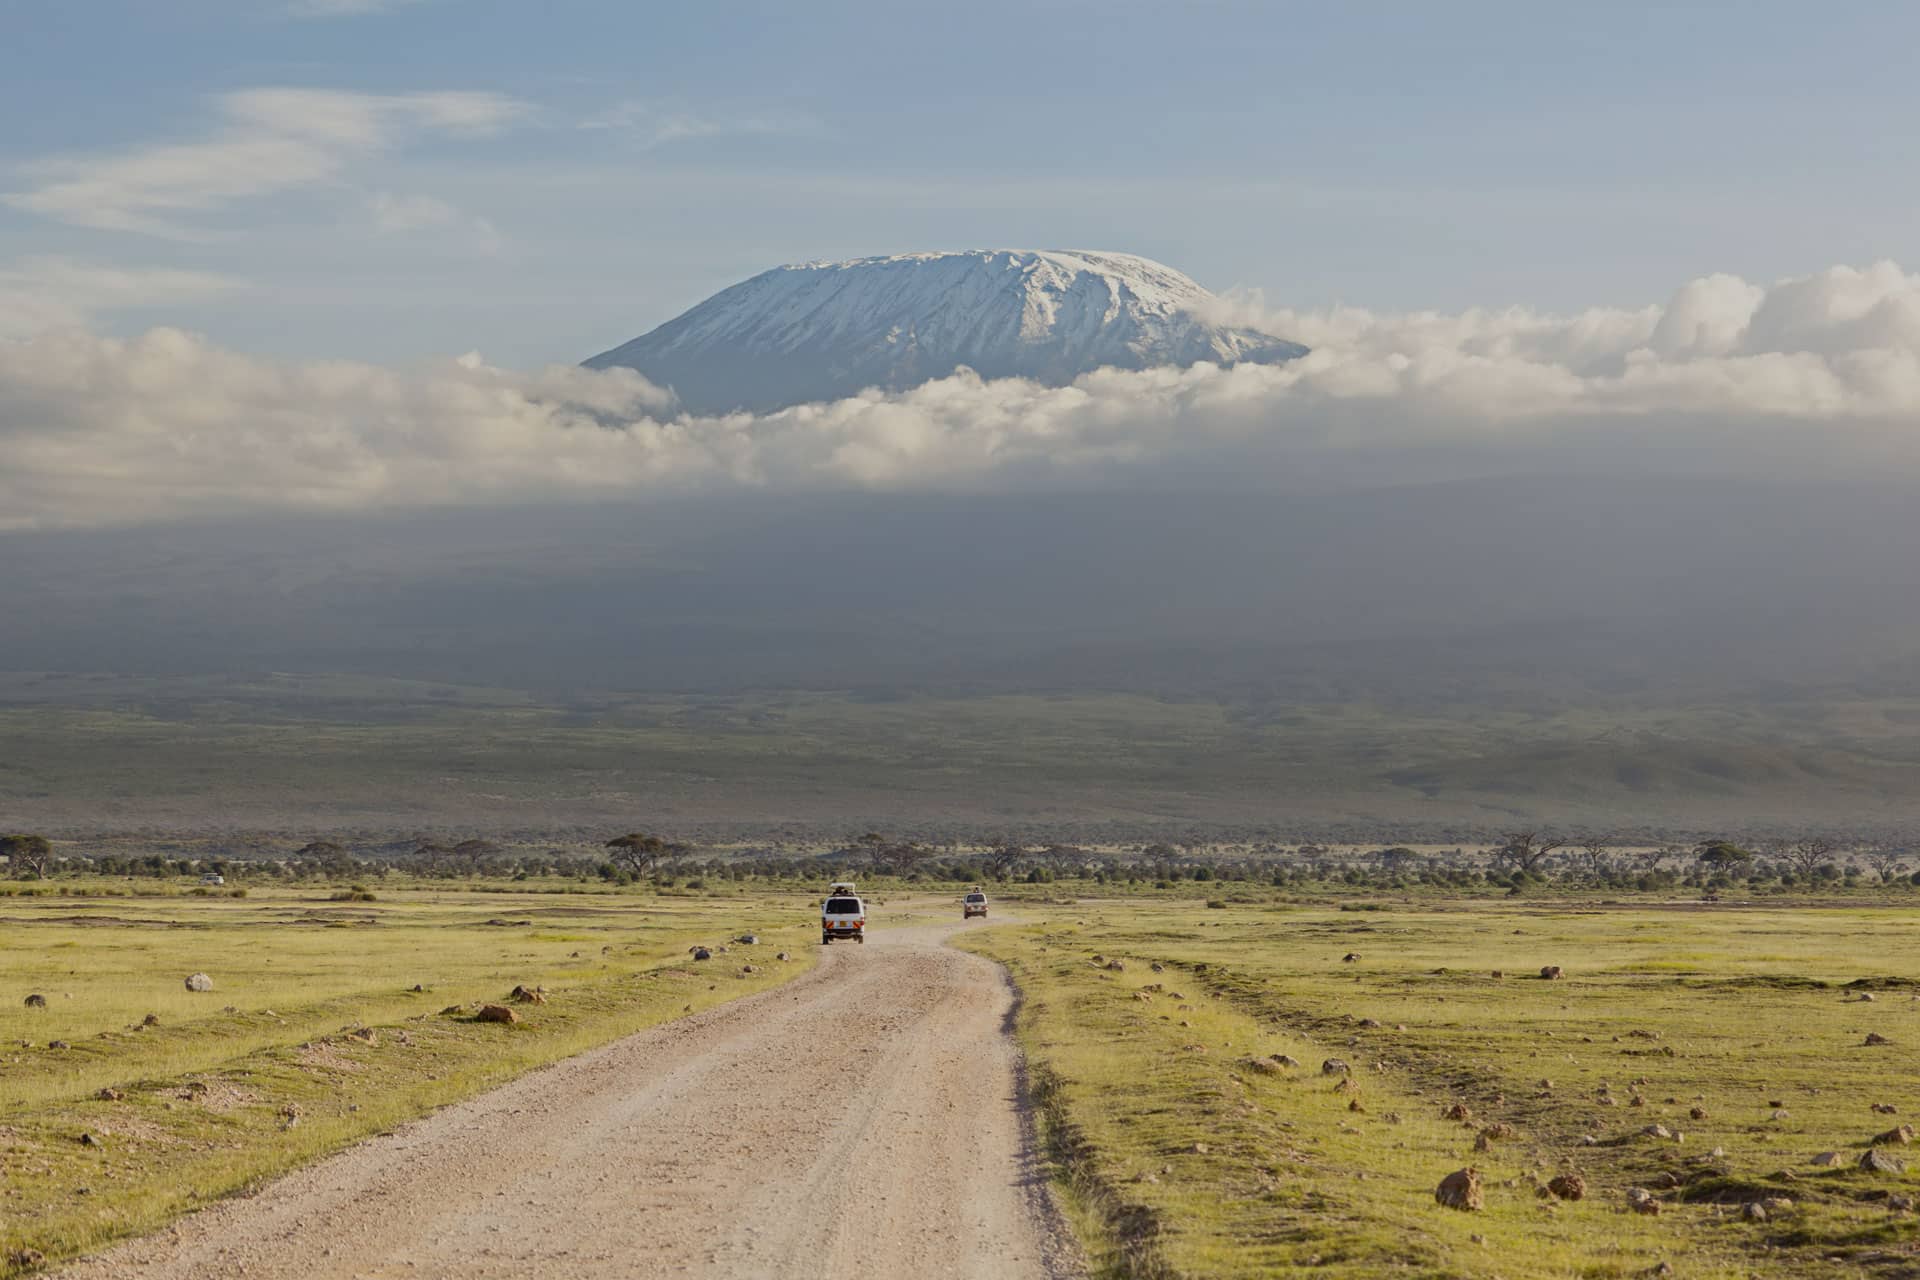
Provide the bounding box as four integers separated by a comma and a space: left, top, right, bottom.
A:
856, 933, 865, 944
821, 933, 831, 945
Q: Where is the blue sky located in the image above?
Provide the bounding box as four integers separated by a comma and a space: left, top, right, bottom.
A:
6, 0, 1920, 366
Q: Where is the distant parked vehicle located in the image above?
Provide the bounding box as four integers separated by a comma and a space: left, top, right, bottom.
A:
200, 873, 225, 886
821, 884, 867, 944
962, 889, 988, 919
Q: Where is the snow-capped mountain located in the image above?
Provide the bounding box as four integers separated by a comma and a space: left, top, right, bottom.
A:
584, 249, 1307, 414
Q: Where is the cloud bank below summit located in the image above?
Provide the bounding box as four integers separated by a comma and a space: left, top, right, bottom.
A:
5, 261, 1920, 530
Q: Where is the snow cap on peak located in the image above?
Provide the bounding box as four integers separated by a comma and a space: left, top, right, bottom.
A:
586, 248, 1305, 414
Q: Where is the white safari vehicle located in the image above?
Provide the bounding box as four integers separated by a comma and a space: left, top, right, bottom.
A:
962, 888, 988, 919
821, 882, 867, 944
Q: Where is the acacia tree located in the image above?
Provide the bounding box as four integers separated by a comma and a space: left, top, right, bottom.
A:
1492, 830, 1567, 876
984, 839, 1028, 880
1575, 836, 1616, 882
1780, 836, 1837, 883
605, 833, 685, 879
1, 834, 52, 879
870, 839, 930, 875
1694, 839, 1756, 870
1863, 844, 1911, 885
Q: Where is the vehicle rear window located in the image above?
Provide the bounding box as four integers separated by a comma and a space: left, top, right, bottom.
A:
965, 894, 986, 902
824, 897, 862, 913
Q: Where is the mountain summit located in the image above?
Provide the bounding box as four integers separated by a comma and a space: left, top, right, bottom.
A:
584, 249, 1307, 414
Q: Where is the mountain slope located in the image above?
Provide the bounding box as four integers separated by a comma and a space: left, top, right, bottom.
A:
584, 249, 1307, 414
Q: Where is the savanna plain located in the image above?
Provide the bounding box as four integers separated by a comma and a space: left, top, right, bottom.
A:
3, 875, 1917, 1278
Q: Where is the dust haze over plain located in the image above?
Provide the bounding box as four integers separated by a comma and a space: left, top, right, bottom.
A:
7, 255, 1920, 833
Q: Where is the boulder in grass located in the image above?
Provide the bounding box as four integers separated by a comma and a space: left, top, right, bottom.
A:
507, 985, 547, 1004
1546, 1173, 1585, 1201
1871, 1125, 1914, 1148
24, 994, 45, 1008
1860, 1148, 1906, 1176
1626, 1187, 1661, 1215
475, 1004, 518, 1025
1865, 1032, 1893, 1046
1540, 965, 1564, 980
1435, 1167, 1482, 1211
184, 973, 214, 993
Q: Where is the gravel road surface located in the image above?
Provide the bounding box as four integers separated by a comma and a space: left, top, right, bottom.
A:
56, 916, 1082, 1280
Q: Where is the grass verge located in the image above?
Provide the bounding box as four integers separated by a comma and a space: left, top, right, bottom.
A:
962, 899, 1920, 1279
0, 886, 817, 1274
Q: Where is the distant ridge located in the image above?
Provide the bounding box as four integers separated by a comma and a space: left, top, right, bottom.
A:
585, 249, 1308, 414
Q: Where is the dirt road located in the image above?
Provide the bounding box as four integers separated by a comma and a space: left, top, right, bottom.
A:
57, 917, 1082, 1280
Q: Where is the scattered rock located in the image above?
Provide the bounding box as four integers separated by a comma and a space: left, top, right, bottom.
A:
776, 951, 791, 962
409, 984, 426, 993
346, 1027, 376, 1045
1150, 962, 1165, 973
1857, 992, 1877, 1002
1625, 1187, 1661, 1215
1763, 1196, 1794, 1213
1540, 965, 1564, 980
1547, 1173, 1586, 1201
1480, 1122, 1516, 1141
140, 1013, 160, 1028
96, 1087, 123, 1101
690, 947, 713, 961
1811, 1151, 1846, 1167
475, 1004, 518, 1025
1342, 953, 1360, 963
1357, 1017, 1382, 1028
7, 1248, 46, 1268
439, 1004, 465, 1016
1243, 1057, 1282, 1076
1871, 1125, 1914, 1147
23, 993, 45, 1008
507, 985, 547, 1004
1859, 1148, 1906, 1176
1490, 970, 1503, 979
736, 934, 758, 945
1271, 1054, 1300, 1068
1889, 1193, 1916, 1213
48, 1040, 69, 1050
184, 973, 213, 993
1865, 1032, 1893, 1046
1871, 1103, 1899, 1115
1105, 959, 1126, 972
1444, 1102, 1474, 1123
78, 1132, 102, 1148
1742, 1202, 1768, 1222
741, 964, 757, 975
1435, 1167, 1483, 1211
1348, 1098, 1366, 1113
1690, 1106, 1709, 1121
1321, 1058, 1351, 1076
1641, 1124, 1674, 1140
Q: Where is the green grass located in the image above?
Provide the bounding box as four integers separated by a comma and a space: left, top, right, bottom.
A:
961, 900, 1920, 1278
0, 882, 819, 1274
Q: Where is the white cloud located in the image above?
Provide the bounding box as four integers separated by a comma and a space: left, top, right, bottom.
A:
578, 101, 818, 150
4, 262, 1920, 530
0, 257, 242, 340
5, 89, 526, 236
366, 191, 503, 254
